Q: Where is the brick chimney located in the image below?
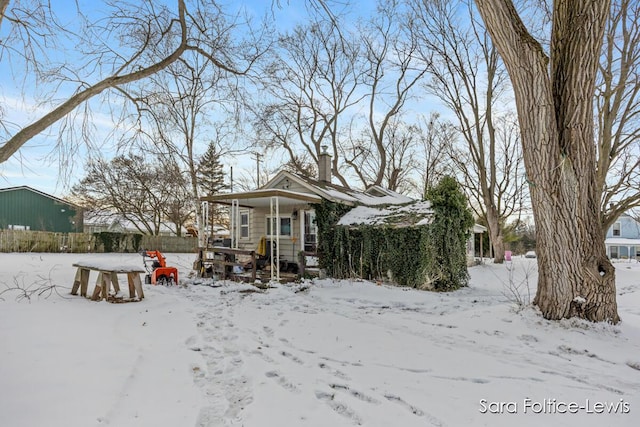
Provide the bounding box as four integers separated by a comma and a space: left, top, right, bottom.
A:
318, 145, 332, 183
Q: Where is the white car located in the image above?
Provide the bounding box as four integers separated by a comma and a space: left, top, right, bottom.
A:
525, 251, 537, 258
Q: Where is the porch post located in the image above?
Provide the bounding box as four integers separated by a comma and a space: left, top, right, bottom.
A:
299, 209, 305, 255
270, 196, 280, 282
231, 199, 240, 249
200, 201, 208, 248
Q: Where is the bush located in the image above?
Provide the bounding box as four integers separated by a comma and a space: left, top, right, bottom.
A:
424, 176, 474, 290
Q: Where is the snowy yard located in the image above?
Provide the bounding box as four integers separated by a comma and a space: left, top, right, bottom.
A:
1, 252, 639, 427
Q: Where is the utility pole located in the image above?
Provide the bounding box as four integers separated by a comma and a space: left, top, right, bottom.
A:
254, 152, 262, 188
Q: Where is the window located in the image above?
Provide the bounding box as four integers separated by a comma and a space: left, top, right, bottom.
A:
610, 246, 619, 259
240, 211, 249, 238
613, 222, 621, 236
266, 216, 291, 236
280, 217, 291, 236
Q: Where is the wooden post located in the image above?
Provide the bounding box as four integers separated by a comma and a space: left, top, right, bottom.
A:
91, 272, 104, 301
251, 251, 256, 281
101, 272, 111, 300
132, 274, 144, 299
298, 251, 305, 278
71, 268, 82, 295
80, 269, 89, 296
110, 272, 120, 294
127, 273, 136, 298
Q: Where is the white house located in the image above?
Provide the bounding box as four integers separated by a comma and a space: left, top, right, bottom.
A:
200, 150, 485, 280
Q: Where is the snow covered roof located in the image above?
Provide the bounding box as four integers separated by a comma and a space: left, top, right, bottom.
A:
262, 171, 414, 207
338, 201, 488, 232
338, 200, 434, 227
84, 211, 180, 235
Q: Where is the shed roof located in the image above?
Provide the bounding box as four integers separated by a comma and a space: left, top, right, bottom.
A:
337, 200, 433, 227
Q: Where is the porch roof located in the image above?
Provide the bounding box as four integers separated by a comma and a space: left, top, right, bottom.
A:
201, 188, 322, 208
605, 237, 640, 246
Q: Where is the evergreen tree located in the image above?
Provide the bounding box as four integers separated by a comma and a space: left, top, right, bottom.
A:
197, 141, 228, 196
425, 176, 474, 291
197, 141, 229, 233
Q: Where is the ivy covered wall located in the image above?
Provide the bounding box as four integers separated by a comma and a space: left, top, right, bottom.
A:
314, 176, 473, 291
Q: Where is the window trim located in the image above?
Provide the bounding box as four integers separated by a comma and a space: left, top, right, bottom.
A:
612, 222, 621, 237
239, 211, 250, 239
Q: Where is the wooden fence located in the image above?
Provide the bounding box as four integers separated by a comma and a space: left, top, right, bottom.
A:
0, 230, 199, 253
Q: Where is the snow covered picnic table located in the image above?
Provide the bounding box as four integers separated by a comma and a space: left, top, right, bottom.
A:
70, 261, 145, 302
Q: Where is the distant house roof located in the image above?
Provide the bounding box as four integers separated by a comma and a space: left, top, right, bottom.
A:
0, 185, 80, 209
84, 210, 180, 235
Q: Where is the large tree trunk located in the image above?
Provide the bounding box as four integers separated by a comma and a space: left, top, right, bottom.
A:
485, 206, 505, 264
475, 0, 619, 323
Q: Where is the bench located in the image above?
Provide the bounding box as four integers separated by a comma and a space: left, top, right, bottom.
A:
71, 261, 145, 302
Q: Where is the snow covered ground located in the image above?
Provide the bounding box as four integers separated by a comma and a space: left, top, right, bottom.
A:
1, 252, 639, 427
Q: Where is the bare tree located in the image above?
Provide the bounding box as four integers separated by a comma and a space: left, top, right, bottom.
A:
342, 0, 429, 190
128, 52, 243, 241
160, 161, 194, 237
418, 112, 455, 197
344, 117, 420, 193
474, 0, 619, 322
0, 0, 264, 167
448, 113, 527, 249
72, 154, 177, 236
597, 0, 640, 230
410, 0, 523, 263
252, 14, 364, 187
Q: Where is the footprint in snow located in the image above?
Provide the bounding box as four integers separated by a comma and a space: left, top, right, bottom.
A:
280, 350, 304, 365
315, 390, 363, 425
329, 383, 379, 404
385, 394, 445, 426
265, 370, 300, 393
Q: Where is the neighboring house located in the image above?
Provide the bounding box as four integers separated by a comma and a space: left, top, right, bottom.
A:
605, 213, 640, 260
201, 150, 485, 280
0, 186, 83, 232
83, 211, 183, 236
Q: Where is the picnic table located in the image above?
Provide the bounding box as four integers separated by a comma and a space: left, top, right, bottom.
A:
71, 261, 145, 302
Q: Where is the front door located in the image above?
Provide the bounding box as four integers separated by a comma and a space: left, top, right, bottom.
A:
303, 210, 317, 253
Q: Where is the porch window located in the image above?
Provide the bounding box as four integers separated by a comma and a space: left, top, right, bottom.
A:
266, 216, 292, 237
610, 246, 619, 259
613, 222, 621, 236
240, 211, 249, 238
